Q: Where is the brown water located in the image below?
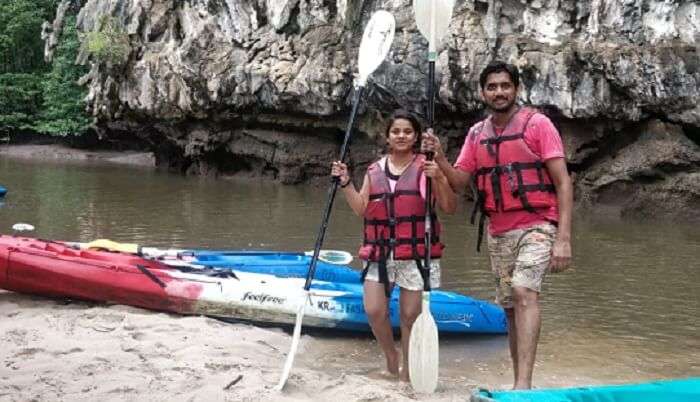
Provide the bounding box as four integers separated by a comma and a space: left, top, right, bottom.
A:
1, 157, 698, 389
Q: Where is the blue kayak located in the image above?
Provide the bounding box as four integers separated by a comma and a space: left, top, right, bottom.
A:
189, 251, 362, 282
471, 377, 700, 402
155, 250, 507, 334
311, 280, 506, 333
0, 185, 6, 197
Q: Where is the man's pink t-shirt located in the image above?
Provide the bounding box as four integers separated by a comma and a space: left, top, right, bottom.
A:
454, 113, 564, 235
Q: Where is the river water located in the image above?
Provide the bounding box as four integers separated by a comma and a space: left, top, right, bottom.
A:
1, 156, 698, 389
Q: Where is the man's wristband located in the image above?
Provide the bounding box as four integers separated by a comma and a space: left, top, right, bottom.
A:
340, 178, 352, 188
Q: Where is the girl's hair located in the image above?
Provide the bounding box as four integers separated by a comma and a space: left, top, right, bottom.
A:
384, 109, 422, 153
385, 109, 422, 137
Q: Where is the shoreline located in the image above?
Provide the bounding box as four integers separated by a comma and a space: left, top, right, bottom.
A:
0, 144, 155, 168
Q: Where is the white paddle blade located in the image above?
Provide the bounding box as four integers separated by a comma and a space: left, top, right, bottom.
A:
357, 10, 396, 86
275, 294, 307, 391
408, 293, 439, 393
413, 0, 456, 54
305, 250, 353, 265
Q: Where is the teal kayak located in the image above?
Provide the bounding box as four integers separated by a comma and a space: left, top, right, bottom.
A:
0, 185, 6, 197
472, 377, 700, 402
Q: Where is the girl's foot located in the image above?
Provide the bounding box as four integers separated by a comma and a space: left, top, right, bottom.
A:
399, 368, 410, 382
366, 369, 399, 382
387, 348, 400, 376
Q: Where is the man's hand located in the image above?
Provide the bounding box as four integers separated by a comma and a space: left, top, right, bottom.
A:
421, 129, 445, 161
422, 160, 446, 181
549, 238, 572, 273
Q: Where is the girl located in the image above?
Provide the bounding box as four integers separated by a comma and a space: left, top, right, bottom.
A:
331, 110, 456, 381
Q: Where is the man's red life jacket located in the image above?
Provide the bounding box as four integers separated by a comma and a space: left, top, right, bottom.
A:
358, 154, 444, 262
469, 107, 558, 252
472, 107, 557, 214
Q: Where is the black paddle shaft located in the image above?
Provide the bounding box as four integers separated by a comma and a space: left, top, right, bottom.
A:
423, 60, 436, 292
304, 86, 365, 290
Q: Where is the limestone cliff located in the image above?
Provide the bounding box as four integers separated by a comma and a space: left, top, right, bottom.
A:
58, 0, 700, 220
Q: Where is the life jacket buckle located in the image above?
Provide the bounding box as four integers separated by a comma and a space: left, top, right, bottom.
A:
505, 163, 518, 196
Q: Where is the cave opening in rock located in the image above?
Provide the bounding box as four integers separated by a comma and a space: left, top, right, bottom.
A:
683, 124, 700, 148
205, 145, 251, 175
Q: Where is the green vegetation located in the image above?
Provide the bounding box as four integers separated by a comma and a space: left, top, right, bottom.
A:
0, 0, 57, 73
0, 73, 43, 132
35, 16, 90, 136
0, 0, 91, 137
84, 16, 130, 66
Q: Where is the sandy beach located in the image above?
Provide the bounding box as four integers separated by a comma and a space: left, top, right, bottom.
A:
0, 289, 508, 402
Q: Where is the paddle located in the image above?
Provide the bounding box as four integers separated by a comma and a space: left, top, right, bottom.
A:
409, 0, 455, 394
72, 239, 354, 265
275, 10, 396, 391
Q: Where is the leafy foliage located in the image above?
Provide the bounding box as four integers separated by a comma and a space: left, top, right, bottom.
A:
0, 0, 58, 73
0, 73, 43, 134
35, 15, 90, 136
0, 1, 91, 137
84, 16, 130, 66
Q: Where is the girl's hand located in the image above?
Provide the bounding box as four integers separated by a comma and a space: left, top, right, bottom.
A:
331, 161, 351, 186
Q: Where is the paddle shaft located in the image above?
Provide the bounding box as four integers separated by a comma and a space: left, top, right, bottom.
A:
304, 86, 364, 290
423, 59, 436, 292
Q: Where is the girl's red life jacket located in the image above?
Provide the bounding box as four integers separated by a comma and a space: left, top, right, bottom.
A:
358, 154, 444, 262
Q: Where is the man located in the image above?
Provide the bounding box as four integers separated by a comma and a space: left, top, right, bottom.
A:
422, 61, 573, 389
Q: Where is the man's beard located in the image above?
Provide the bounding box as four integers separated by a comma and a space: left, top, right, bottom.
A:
488, 97, 515, 112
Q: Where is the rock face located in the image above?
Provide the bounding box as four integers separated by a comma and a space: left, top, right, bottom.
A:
63, 0, 699, 220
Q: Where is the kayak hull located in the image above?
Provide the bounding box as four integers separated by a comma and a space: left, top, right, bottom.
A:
472, 377, 700, 402
164, 250, 507, 333
0, 236, 506, 334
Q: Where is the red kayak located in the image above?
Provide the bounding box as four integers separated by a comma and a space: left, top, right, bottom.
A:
0, 235, 201, 313
0, 235, 369, 331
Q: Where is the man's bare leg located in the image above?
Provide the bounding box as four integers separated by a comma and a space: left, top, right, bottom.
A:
364, 281, 399, 376
504, 308, 519, 385
511, 286, 541, 389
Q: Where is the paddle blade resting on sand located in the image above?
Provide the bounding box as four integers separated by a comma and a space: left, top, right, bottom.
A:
409, 293, 439, 393
409, 0, 456, 394
275, 10, 396, 391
